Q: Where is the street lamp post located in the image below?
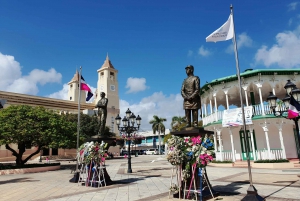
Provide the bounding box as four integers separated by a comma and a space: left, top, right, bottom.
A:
266, 80, 300, 158
115, 108, 141, 173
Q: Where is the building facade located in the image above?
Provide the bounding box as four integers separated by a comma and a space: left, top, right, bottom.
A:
0, 55, 120, 161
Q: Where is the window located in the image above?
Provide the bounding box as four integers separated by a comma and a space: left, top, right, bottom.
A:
70, 97, 72, 100
110, 72, 114, 80
110, 117, 114, 132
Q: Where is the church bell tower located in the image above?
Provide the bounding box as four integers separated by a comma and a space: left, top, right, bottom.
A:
96, 55, 120, 133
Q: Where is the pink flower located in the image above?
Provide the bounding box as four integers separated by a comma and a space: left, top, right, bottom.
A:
170, 147, 174, 151
191, 136, 202, 145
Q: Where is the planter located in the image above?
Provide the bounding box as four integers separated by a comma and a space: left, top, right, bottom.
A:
208, 163, 234, 167
0, 164, 60, 175
252, 162, 294, 169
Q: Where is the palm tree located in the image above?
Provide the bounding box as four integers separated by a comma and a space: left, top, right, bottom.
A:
149, 115, 167, 155
170, 116, 186, 131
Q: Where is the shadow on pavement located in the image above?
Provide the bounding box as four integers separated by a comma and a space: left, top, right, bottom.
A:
0, 177, 40, 185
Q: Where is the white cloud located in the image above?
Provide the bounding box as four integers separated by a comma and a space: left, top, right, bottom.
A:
289, 18, 293, 26
120, 92, 184, 131
198, 46, 211, 57
0, 52, 62, 95
187, 50, 193, 57
254, 26, 300, 68
288, 2, 299, 11
125, 77, 148, 94
226, 32, 253, 54
48, 84, 69, 100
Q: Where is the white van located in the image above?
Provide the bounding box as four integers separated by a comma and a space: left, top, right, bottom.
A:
145, 148, 158, 155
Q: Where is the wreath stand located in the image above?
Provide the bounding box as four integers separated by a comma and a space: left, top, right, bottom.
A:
170, 127, 219, 200
169, 165, 182, 199
78, 159, 107, 187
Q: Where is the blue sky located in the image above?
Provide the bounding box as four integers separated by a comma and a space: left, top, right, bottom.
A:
1, 1, 300, 130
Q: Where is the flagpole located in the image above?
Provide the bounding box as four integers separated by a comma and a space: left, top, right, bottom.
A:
76, 66, 82, 172
231, 5, 263, 200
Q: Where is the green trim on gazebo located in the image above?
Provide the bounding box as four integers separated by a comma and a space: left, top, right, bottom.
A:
200, 69, 300, 95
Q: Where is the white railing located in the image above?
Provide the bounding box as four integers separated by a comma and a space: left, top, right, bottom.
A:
202, 103, 286, 126
215, 150, 234, 161
256, 149, 284, 160
216, 149, 284, 161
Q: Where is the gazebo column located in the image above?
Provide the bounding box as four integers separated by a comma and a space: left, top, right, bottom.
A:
213, 93, 218, 121
209, 99, 213, 116
261, 122, 271, 159
275, 120, 287, 159
242, 86, 249, 106
224, 90, 229, 110
248, 125, 257, 161
228, 127, 236, 162
217, 130, 223, 161
204, 103, 207, 117
213, 127, 217, 158
256, 83, 265, 115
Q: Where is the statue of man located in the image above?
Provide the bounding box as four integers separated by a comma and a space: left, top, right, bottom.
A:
95, 92, 108, 135
181, 65, 201, 127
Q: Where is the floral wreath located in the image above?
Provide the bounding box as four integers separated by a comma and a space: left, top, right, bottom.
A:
167, 134, 214, 180
77, 141, 108, 164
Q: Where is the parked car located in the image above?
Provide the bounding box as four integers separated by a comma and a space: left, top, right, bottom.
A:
138, 150, 146, 155
146, 148, 158, 155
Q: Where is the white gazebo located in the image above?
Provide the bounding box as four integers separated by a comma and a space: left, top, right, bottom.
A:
201, 69, 300, 162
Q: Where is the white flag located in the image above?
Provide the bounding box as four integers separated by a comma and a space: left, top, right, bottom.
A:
206, 14, 234, 42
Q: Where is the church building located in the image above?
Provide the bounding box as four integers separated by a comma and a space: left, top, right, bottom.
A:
0, 55, 120, 162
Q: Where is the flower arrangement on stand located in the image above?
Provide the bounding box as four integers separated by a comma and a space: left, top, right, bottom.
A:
77, 141, 108, 187
167, 134, 214, 198
77, 141, 108, 164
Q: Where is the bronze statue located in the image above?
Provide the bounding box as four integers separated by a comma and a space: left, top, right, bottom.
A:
95, 92, 108, 135
181, 65, 201, 127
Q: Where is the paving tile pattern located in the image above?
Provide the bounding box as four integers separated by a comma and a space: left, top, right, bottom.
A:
0, 155, 299, 201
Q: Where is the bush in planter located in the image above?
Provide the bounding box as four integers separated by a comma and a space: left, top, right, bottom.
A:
211, 160, 233, 163
254, 159, 289, 163
0, 162, 60, 170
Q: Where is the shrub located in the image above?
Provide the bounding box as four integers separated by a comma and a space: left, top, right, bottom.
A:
0, 163, 60, 170
211, 160, 233, 163
254, 159, 289, 163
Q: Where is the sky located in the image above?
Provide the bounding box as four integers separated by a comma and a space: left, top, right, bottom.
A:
1, 1, 300, 131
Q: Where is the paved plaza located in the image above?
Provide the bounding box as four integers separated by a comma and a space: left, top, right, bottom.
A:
0, 155, 299, 201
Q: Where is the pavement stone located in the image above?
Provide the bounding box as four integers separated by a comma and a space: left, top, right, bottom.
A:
0, 155, 299, 201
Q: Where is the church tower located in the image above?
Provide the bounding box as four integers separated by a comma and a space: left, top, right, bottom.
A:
96, 55, 120, 133
68, 70, 86, 103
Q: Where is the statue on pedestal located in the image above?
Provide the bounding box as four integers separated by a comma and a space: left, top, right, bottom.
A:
181, 65, 201, 127
95, 92, 108, 135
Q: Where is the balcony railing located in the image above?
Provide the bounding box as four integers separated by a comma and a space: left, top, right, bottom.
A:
202, 103, 287, 126
215, 149, 284, 161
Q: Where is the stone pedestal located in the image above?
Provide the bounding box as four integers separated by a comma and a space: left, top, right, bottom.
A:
171, 127, 219, 200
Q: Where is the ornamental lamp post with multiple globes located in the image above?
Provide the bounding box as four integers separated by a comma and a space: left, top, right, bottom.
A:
266, 80, 300, 157
115, 108, 142, 173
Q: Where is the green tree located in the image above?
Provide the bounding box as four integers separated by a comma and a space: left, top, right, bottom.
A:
170, 116, 186, 131
0, 105, 76, 165
163, 133, 172, 144
64, 113, 116, 141
149, 115, 167, 155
